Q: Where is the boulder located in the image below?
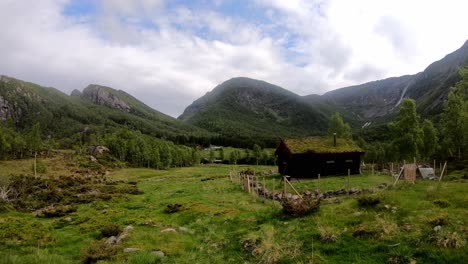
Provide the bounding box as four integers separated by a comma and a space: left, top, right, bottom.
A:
123, 248, 141, 253
152, 251, 165, 257
161, 228, 177, 233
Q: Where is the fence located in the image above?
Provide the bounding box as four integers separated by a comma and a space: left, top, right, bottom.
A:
229, 169, 387, 202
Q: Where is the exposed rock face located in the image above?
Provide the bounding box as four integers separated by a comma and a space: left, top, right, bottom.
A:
0, 96, 11, 121
82, 84, 131, 112
70, 89, 82, 97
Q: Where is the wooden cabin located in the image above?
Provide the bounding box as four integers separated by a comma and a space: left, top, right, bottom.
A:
275, 137, 364, 178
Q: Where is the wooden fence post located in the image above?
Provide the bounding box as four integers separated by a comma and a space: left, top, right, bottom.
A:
439, 161, 447, 181
272, 178, 275, 194
347, 169, 350, 195
283, 176, 286, 194
317, 174, 321, 193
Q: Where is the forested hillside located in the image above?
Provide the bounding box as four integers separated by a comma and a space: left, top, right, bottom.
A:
179, 77, 329, 147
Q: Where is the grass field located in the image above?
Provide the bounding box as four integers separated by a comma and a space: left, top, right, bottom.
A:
0, 155, 467, 263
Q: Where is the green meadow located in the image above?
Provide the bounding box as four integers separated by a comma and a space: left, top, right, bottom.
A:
0, 156, 467, 263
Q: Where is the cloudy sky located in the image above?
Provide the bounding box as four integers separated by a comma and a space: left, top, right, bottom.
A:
1, 0, 467, 117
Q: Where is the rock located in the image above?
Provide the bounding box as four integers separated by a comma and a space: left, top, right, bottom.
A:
433, 225, 442, 232
152, 251, 165, 257
124, 248, 141, 253
285, 193, 292, 199
291, 195, 300, 200
124, 225, 134, 232
378, 183, 388, 189
82, 85, 131, 112
89, 155, 97, 162
304, 191, 312, 196
116, 233, 127, 243
105, 236, 117, 246
179, 227, 189, 232
88, 145, 110, 156
161, 228, 177, 233
64, 217, 72, 222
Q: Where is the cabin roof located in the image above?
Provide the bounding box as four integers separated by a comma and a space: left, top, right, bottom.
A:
283, 137, 364, 154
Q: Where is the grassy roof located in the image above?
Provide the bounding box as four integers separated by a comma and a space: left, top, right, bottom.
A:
284, 137, 363, 154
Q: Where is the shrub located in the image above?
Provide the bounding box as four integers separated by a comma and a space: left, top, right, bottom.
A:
357, 194, 382, 207
32, 204, 77, 218
81, 241, 121, 264
429, 230, 466, 248
100, 224, 122, 237
352, 224, 377, 238
428, 215, 449, 227
281, 197, 320, 217
432, 199, 450, 208
164, 203, 182, 214
317, 225, 338, 243
31, 160, 47, 174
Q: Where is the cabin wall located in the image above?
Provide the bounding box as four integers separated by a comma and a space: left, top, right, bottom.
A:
280, 152, 362, 178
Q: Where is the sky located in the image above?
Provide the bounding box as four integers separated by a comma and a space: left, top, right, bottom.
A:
1, 0, 467, 117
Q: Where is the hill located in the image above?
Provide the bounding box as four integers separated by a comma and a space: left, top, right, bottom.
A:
312, 39, 468, 123
178, 77, 329, 147
0, 76, 212, 144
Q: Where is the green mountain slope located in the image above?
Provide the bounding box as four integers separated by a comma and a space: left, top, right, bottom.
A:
312, 39, 468, 124
178, 77, 329, 147
0, 76, 212, 143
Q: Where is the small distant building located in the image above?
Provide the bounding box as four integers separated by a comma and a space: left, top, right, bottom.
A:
275, 137, 365, 178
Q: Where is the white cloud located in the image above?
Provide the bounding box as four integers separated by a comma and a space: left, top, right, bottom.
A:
0, 0, 467, 117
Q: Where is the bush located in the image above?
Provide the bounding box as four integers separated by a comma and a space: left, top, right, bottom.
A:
433, 199, 450, 208
32, 204, 77, 218
428, 215, 449, 227
429, 230, 466, 248
81, 241, 121, 264
357, 194, 382, 207
281, 197, 320, 217
164, 203, 182, 214
100, 223, 122, 237
31, 160, 47, 174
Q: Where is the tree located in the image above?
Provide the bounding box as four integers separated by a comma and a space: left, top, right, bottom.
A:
327, 112, 351, 139
229, 150, 240, 165
421, 119, 438, 160
440, 68, 468, 159
26, 123, 42, 155
390, 99, 423, 160
209, 148, 215, 164
253, 144, 262, 165
218, 148, 225, 161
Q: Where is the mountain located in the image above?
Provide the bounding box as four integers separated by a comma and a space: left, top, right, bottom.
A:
310, 39, 468, 123
0, 76, 212, 143
178, 77, 329, 147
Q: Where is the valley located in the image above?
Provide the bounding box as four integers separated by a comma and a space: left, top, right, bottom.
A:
0, 153, 466, 263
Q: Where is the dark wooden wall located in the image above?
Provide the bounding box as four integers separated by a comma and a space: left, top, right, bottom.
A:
277, 151, 363, 178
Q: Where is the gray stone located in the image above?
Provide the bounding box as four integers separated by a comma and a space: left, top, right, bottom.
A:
64, 217, 72, 222
433, 225, 442, 232
105, 236, 117, 246
161, 228, 177, 233
124, 225, 134, 232
123, 248, 141, 253
178, 227, 189, 232
152, 251, 165, 257
116, 233, 127, 243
